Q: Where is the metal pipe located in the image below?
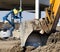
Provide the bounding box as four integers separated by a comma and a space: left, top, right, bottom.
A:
20, 0, 22, 9
19, 0, 22, 23
35, 0, 39, 19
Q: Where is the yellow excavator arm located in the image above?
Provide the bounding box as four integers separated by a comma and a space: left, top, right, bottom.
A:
40, 0, 60, 33
50, 0, 55, 5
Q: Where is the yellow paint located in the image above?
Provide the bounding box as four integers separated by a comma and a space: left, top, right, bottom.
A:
53, 0, 60, 17
46, 10, 52, 23
49, 0, 60, 18
50, 0, 55, 5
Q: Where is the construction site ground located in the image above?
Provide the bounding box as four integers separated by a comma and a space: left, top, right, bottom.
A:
0, 39, 23, 52
23, 26, 60, 52
0, 37, 60, 52
0, 26, 60, 52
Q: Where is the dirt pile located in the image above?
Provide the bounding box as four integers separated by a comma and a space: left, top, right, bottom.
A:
30, 42, 60, 52
25, 46, 35, 52
0, 40, 22, 52
25, 32, 60, 52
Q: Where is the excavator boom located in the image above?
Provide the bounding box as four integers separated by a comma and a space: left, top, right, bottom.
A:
40, 0, 60, 33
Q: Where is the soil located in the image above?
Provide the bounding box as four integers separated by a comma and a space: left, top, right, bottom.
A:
24, 42, 60, 52
24, 32, 60, 52
0, 39, 22, 52
0, 26, 60, 52
0, 35, 60, 52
